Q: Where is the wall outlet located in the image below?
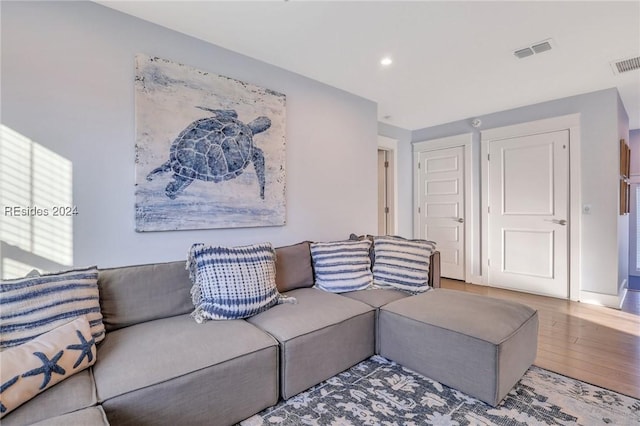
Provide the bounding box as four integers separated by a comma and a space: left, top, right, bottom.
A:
582, 204, 592, 215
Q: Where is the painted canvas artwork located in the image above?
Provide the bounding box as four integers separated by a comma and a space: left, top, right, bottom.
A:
135, 55, 286, 231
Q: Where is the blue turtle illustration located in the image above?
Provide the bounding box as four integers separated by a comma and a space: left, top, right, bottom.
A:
147, 107, 270, 199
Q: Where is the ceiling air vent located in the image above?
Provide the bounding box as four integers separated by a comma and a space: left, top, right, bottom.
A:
514, 48, 534, 59
532, 41, 552, 54
514, 38, 554, 59
611, 57, 640, 75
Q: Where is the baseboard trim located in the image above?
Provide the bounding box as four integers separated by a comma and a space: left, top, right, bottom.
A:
619, 287, 629, 310
579, 290, 624, 309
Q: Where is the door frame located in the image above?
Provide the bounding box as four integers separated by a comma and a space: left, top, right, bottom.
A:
480, 114, 581, 301
413, 133, 473, 282
378, 136, 398, 235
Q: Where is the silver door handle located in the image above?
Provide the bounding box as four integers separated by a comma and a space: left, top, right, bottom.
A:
546, 219, 567, 226
456, 218, 464, 223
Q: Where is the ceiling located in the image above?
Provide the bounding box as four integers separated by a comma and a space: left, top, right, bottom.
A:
97, 1, 640, 130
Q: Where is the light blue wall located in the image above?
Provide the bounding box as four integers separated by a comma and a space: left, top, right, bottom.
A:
378, 122, 412, 237
617, 93, 630, 292
1, 1, 378, 269
409, 88, 627, 298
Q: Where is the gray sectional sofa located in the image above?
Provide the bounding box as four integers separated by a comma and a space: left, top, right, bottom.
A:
3, 242, 538, 426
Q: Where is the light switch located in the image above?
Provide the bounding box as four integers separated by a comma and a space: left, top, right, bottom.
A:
582, 204, 592, 215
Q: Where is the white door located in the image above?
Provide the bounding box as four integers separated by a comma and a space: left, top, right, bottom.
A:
488, 130, 569, 298
417, 146, 465, 280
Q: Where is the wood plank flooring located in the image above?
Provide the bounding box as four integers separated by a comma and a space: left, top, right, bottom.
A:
440, 279, 640, 399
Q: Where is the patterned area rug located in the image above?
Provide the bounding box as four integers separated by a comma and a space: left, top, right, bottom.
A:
240, 356, 639, 426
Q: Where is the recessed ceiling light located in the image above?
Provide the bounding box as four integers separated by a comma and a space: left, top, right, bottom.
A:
380, 57, 393, 66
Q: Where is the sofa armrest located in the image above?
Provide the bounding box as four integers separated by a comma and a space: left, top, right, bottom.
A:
428, 251, 441, 288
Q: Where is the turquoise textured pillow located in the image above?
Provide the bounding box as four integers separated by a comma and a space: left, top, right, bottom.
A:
310, 240, 373, 293
0, 267, 104, 349
188, 242, 287, 322
373, 236, 436, 293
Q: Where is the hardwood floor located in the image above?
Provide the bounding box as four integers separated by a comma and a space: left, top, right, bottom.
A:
440, 279, 640, 399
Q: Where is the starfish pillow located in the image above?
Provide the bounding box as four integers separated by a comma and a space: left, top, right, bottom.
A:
0, 316, 96, 418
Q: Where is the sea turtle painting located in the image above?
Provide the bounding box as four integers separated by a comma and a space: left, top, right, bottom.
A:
146, 107, 271, 200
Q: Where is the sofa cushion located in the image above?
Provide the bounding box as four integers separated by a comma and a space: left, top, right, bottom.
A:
340, 288, 411, 354
0, 317, 97, 419
101, 347, 277, 426
98, 260, 193, 332
93, 313, 277, 402
348, 233, 375, 266
248, 288, 373, 342
30, 406, 109, 426
379, 289, 539, 406
340, 288, 409, 309
188, 242, 284, 321
0, 368, 97, 426
373, 236, 436, 293
247, 288, 375, 399
96, 313, 279, 425
310, 240, 373, 293
382, 289, 537, 344
275, 241, 314, 292
1, 266, 104, 348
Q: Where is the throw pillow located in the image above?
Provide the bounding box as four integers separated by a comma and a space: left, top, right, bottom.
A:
348, 233, 375, 267
310, 240, 373, 293
188, 242, 289, 322
275, 241, 314, 292
0, 267, 104, 349
0, 316, 97, 418
373, 236, 436, 293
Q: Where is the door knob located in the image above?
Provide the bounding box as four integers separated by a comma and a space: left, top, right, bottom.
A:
456, 218, 464, 223
545, 219, 567, 225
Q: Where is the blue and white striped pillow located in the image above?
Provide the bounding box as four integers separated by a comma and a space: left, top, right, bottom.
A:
373, 236, 436, 293
310, 240, 373, 293
0, 267, 105, 349
188, 242, 284, 322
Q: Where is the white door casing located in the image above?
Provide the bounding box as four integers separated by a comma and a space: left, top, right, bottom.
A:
378, 149, 388, 235
378, 136, 398, 235
418, 147, 465, 279
413, 133, 472, 283
481, 114, 581, 301
487, 130, 569, 298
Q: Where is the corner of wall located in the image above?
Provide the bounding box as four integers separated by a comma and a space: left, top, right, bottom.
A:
617, 88, 630, 300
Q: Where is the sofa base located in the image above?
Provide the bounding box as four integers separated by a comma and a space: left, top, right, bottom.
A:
379, 289, 538, 406
102, 345, 278, 426
248, 288, 375, 399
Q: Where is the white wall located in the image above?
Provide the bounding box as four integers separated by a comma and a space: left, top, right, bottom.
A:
409, 88, 627, 304
1, 1, 378, 269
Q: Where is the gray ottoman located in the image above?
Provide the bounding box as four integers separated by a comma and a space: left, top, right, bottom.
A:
379, 289, 538, 406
